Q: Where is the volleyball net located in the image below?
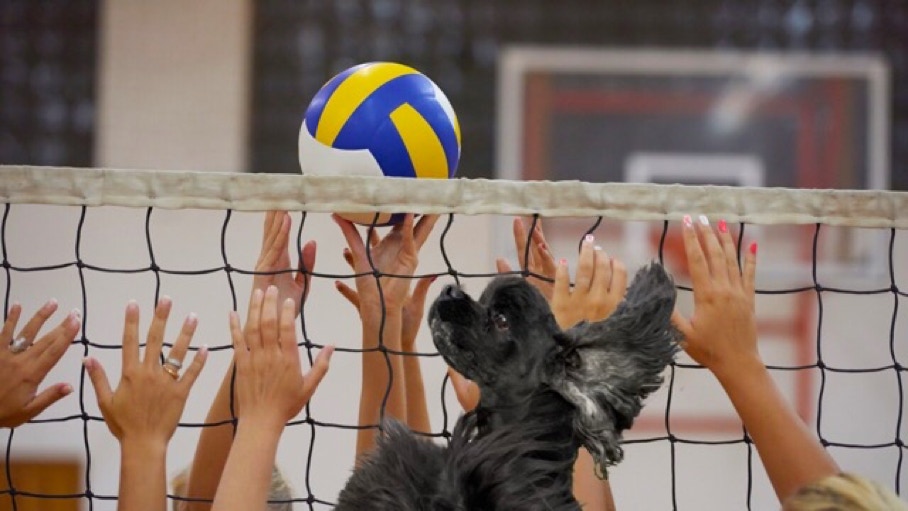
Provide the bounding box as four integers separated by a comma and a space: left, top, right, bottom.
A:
0, 165, 905, 510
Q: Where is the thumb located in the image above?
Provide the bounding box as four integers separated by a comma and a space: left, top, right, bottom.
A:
83, 357, 114, 406
671, 309, 694, 349
302, 346, 334, 399
20, 383, 73, 422
448, 368, 479, 412
409, 276, 437, 311
334, 281, 360, 309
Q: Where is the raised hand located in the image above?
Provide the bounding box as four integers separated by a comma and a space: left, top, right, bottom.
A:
551, 234, 627, 330
496, 217, 557, 301
335, 248, 437, 350
447, 368, 480, 412
672, 216, 758, 378
228, 286, 332, 428
253, 211, 317, 314
85, 297, 207, 444
0, 300, 81, 428
333, 214, 438, 320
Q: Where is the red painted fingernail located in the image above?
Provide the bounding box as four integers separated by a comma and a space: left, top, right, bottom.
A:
749, 242, 758, 255
718, 220, 728, 233
559, 258, 567, 266
430, 275, 438, 282
683, 215, 692, 228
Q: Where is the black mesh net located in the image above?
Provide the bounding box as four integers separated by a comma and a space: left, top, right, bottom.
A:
0, 198, 904, 510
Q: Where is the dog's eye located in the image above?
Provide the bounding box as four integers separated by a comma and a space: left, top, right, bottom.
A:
492, 312, 509, 331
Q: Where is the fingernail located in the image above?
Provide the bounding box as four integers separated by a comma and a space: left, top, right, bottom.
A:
67, 309, 81, 328
127, 299, 138, 312
594, 245, 602, 251
159, 295, 172, 308
584, 234, 594, 244
187, 313, 198, 327
699, 215, 709, 226
61, 384, 73, 395
683, 215, 692, 228
559, 258, 567, 266
82, 357, 93, 370
749, 242, 758, 255
252, 289, 263, 300
718, 220, 728, 234
42, 298, 58, 313
284, 298, 295, 308
430, 275, 438, 282
199, 345, 209, 360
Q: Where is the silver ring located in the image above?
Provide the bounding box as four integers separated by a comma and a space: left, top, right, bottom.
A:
8, 337, 29, 354
164, 357, 183, 370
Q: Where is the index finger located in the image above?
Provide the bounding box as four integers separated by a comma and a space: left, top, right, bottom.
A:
513, 217, 532, 271
681, 215, 711, 295
413, 214, 439, 250
33, 310, 80, 374
15, 299, 59, 345
332, 214, 368, 270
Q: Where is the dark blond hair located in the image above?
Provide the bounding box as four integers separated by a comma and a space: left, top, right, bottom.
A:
783, 473, 907, 511
170, 466, 293, 511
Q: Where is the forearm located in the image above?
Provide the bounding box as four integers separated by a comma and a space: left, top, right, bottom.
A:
716, 358, 839, 502
357, 311, 407, 459
119, 439, 168, 511
211, 419, 282, 511
403, 346, 430, 434
184, 366, 237, 510
572, 448, 616, 511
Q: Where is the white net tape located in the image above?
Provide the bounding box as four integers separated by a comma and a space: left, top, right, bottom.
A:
2, 165, 907, 228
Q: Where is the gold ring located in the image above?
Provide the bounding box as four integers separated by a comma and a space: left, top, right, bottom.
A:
163, 364, 180, 380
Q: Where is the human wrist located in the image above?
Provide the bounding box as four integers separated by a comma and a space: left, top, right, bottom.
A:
237, 411, 287, 435
712, 352, 766, 388
120, 435, 168, 459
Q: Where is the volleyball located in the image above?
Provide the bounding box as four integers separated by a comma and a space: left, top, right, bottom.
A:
299, 62, 461, 225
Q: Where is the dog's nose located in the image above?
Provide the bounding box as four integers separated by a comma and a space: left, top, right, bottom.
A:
441, 284, 464, 300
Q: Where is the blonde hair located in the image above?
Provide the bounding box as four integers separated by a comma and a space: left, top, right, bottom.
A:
783, 473, 907, 511
170, 466, 293, 511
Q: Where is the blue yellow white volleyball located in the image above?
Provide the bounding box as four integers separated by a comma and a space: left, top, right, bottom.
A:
299, 62, 461, 225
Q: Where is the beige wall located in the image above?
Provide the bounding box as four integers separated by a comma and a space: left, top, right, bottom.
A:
95, 0, 252, 171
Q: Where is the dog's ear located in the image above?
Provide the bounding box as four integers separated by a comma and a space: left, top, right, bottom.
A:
549, 263, 681, 476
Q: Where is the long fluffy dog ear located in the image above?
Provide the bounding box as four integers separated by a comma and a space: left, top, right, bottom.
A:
550, 262, 680, 476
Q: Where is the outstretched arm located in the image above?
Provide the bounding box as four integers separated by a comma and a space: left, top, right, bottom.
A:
400, 276, 435, 434
493, 224, 622, 511
337, 274, 436, 436
674, 215, 839, 503
212, 287, 332, 511
183, 211, 315, 510
551, 234, 622, 511
334, 214, 438, 459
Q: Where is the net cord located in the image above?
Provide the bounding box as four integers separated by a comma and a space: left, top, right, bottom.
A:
1, 166, 908, 228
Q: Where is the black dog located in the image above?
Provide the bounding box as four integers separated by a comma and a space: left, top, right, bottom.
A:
335, 263, 680, 510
